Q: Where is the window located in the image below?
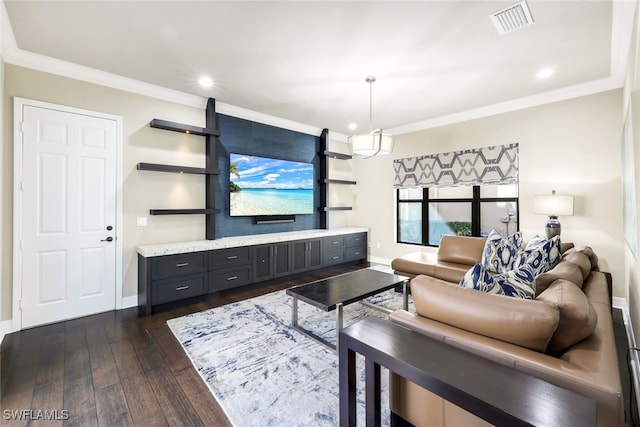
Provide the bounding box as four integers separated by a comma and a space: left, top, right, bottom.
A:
397, 184, 519, 246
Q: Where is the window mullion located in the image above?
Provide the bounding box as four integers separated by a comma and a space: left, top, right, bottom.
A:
422, 187, 429, 246
472, 186, 480, 236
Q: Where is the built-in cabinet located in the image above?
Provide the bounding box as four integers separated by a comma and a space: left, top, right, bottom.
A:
321, 233, 367, 266
291, 238, 322, 273
253, 242, 293, 281
138, 231, 367, 315
209, 247, 253, 292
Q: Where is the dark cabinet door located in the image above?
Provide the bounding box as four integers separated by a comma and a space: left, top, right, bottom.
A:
253, 245, 273, 281
291, 239, 322, 273
308, 238, 322, 269
273, 242, 292, 278
292, 240, 308, 273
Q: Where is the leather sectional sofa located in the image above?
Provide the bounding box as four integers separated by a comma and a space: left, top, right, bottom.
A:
389, 235, 623, 426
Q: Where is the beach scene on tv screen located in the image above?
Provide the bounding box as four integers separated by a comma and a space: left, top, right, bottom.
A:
229, 153, 314, 216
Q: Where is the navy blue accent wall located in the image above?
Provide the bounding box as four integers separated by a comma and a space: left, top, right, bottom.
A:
215, 114, 320, 237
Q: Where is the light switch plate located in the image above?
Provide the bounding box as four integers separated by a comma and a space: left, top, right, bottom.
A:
137, 217, 148, 227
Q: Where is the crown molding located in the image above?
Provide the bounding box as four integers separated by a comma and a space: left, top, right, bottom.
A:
0, 1, 633, 140
387, 77, 620, 135
610, 0, 638, 85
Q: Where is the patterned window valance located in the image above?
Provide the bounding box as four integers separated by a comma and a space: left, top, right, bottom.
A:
393, 143, 519, 189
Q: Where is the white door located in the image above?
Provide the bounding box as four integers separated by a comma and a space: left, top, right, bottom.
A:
17, 102, 118, 328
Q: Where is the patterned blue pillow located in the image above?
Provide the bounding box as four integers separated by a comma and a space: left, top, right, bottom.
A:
480, 230, 523, 273
515, 235, 562, 276
460, 263, 536, 299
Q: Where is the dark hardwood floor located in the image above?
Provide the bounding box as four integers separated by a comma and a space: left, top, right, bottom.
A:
0, 264, 366, 426
1, 262, 638, 426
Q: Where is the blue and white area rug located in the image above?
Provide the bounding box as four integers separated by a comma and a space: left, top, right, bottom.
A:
167, 268, 412, 427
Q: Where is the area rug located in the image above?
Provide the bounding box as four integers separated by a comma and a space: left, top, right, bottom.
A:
167, 268, 412, 427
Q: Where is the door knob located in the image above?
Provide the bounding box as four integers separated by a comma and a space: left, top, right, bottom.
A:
101, 237, 114, 242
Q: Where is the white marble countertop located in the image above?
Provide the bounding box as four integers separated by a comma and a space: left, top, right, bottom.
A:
137, 227, 369, 257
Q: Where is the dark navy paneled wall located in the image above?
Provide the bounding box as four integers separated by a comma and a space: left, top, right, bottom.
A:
215, 114, 321, 237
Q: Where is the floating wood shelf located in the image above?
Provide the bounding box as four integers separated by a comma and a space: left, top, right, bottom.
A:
141, 99, 220, 239
149, 208, 221, 215
320, 178, 357, 185
323, 150, 352, 160
137, 162, 219, 175
150, 118, 220, 137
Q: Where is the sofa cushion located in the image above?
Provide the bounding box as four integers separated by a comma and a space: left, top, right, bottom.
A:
412, 275, 559, 352
433, 261, 471, 283
460, 263, 536, 299
562, 251, 592, 279
535, 260, 584, 296
437, 235, 486, 265
515, 235, 562, 276
536, 280, 598, 356
480, 230, 523, 273
565, 245, 599, 270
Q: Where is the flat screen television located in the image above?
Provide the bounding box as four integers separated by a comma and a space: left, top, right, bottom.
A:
229, 153, 314, 216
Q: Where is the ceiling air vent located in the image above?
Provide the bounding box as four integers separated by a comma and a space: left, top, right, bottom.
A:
490, 0, 534, 35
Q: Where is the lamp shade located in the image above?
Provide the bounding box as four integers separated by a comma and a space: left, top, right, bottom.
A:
533, 193, 574, 216
349, 132, 394, 156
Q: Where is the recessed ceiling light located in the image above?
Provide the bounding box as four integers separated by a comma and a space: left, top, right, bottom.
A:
536, 68, 554, 79
348, 123, 358, 131
198, 76, 213, 88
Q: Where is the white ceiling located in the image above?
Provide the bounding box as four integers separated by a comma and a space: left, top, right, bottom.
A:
2, 1, 632, 136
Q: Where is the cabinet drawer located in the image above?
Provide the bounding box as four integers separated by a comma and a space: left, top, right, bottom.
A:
322, 235, 345, 248
151, 252, 207, 280
210, 267, 252, 292
346, 245, 366, 261
323, 249, 345, 266
346, 233, 367, 248
210, 247, 252, 271
152, 273, 207, 305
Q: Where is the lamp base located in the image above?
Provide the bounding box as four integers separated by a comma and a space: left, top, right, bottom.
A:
545, 215, 561, 239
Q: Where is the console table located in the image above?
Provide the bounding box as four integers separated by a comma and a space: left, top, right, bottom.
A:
137, 228, 367, 315
338, 316, 596, 427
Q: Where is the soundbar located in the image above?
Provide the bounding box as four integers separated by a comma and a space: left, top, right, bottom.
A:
254, 215, 296, 224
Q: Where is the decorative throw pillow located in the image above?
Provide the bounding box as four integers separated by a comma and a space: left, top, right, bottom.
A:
480, 230, 523, 274
515, 235, 562, 277
460, 262, 536, 299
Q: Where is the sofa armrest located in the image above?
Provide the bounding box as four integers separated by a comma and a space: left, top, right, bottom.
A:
389, 309, 624, 427
595, 258, 612, 310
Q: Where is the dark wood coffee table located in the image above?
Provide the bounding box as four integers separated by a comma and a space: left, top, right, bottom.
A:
286, 268, 409, 351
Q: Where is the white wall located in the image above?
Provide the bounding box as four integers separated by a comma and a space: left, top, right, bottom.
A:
622, 0, 640, 349
350, 90, 626, 297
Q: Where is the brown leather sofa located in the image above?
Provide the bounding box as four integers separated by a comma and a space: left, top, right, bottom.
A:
389, 236, 623, 427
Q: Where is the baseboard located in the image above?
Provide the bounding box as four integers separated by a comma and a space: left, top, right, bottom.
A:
614, 297, 640, 419
121, 295, 138, 309
0, 319, 15, 346
368, 255, 392, 266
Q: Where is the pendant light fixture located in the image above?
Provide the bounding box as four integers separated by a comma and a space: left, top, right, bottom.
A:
349, 76, 395, 157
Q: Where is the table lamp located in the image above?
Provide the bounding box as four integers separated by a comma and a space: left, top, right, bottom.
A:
533, 190, 574, 238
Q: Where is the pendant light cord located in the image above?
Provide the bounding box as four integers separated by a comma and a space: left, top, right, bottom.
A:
366, 75, 376, 133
